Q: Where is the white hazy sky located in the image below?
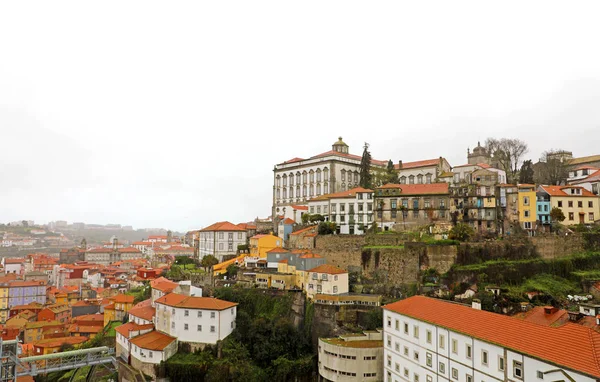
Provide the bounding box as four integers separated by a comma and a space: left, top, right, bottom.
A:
2, 1, 600, 232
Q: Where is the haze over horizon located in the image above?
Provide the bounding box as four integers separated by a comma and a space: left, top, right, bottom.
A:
2, 1, 600, 232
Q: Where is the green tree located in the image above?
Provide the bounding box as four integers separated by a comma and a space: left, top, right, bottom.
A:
519, 159, 534, 184
385, 159, 399, 184
550, 207, 566, 223
309, 214, 325, 223
318, 222, 336, 235
226, 264, 239, 278
174, 255, 195, 269
301, 213, 311, 225
201, 255, 219, 272
449, 223, 475, 242
359, 142, 373, 189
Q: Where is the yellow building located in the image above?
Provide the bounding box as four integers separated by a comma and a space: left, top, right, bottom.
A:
517, 184, 537, 232
0, 284, 8, 323
249, 234, 283, 258
24, 320, 64, 344
253, 271, 297, 290
539, 185, 600, 226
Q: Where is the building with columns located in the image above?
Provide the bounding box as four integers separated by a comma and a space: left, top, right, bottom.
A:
272, 137, 386, 222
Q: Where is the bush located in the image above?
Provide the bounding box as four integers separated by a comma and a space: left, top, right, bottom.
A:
449, 223, 475, 242
318, 222, 336, 235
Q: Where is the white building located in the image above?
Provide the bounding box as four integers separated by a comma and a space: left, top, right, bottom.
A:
305, 264, 349, 299
396, 158, 452, 185
570, 169, 600, 195
318, 331, 383, 381
308, 187, 374, 234
198, 221, 247, 262
383, 295, 600, 382
273, 137, 387, 221
154, 293, 237, 346
568, 166, 599, 183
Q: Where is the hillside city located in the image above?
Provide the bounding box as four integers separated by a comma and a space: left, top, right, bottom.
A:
2, 136, 600, 382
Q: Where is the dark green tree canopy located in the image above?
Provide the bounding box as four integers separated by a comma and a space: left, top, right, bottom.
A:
519, 160, 534, 184
359, 143, 373, 189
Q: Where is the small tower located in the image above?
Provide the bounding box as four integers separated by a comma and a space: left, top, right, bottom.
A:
80, 238, 87, 249
332, 137, 349, 154
467, 141, 490, 165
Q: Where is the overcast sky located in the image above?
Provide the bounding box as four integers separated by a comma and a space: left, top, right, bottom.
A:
2, 1, 600, 232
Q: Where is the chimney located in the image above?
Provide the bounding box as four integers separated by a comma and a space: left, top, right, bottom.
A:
543, 306, 558, 315
398, 160, 403, 169
471, 299, 481, 310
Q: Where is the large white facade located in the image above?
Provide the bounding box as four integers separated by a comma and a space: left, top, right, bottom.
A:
383, 303, 597, 382
154, 295, 237, 345
198, 222, 247, 262
273, 138, 386, 219
308, 188, 374, 234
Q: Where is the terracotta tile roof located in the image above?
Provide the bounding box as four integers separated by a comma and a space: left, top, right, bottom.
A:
200, 221, 246, 232
309, 187, 373, 202
113, 294, 135, 304
4, 258, 26, 264
308, 264, 347, 275
68, 324, 103, 334
25, 320, 62, 329
282, 157, 305, 164
395, 158, 440, 170
384, 296, 600, 378
513, 306, 569, 327
115, 322, 155, 337
128, 305, 156, 322
377, 183, 449, 195
574, 166, 599, 171
280, 218, 296, 225
267, 247, 289, 254
572, 169, 600, 184
155, 293, 237, 311
34, 336, 87, 348
289, 226, 317, 236
72, 314, 104, 323
539, 185, 597, 197
129, 330, 176, 351
6, 281, 46, 287
151, 278, 178, 293
292, 205, 309, 211
279, 259, 289, 264
299, 253, 322, 259
307, 150, 387, 166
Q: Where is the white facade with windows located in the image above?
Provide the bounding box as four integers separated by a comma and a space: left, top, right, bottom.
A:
273, 137, 386, 220
308, 188, 374, 234
318, 331, 383, 381
198, 222, 247, 262
383, 297, 598, 382
154, 294, 238, 345
305, 265, 349, 299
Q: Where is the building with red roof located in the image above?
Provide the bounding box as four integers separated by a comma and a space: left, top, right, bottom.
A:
374, 182, 451, 231
308, 186, 374, 234
384, 295, 600, 381
154, 293, 237, 346
305, 264, 348, 299
198, 221, 247, 262
538, 185, 600, 225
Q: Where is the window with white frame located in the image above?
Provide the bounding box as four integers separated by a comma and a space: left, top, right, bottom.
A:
439, 334, 445, 349
482, 350, 488, 365
513, 361, 523, 379
466, 344, 472, 359
451, 339, 457, 353
451, 367, 458, 380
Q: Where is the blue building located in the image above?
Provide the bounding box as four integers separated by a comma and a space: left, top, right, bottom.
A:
536, 190, 551, 228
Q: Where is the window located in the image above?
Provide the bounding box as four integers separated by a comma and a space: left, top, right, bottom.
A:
590, 213, 595, 221
197, 325, 202, 331
321, 273, 328, 281
426, 330, 432, 343
333, 286, 338, 293
524, 210, 530, 218
404, 346, 409, 356
578, 201, 583, 208
426, 174, 432, 184
466, 375, 472, 382
466, 344, 472, 359
219, 232, 224, 239
558, 201, 563, 207
395, 319, 399, 330
211, 312, 216, 319
404, 368, 409, 377
590, 201, 594, 208
413, 325, 419, 338
172, 308, 175, 315
417, 174, 423, 184
184, 310, 189, 316
569, 212, 574, 220
426, 352, 432, 367
198, 311, 202, 318
451, 339, 457, 354
482, 350, 488, 365
395, 362, 400, 372
426, 376, 433, 382
395, 342, 400, 352
171, 322, 175, 329
409, 175, 415, 184
404, 322, 409, 334
414, 374, 420, 382
439, 362, 445, 373
537, 371, 544, 379
499, 356, 505, 371
513, 361, 523, 379
413, 351, 419, 361
451, 367, 458, 380
387, 355, 392, 367
184, 323, 188, 330
387, 335, 391, 347
523, 196, 530, 206
149, 351, 153, 358
568, 201, 573, 207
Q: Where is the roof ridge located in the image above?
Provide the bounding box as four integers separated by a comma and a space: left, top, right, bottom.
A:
587, 327, 600, 376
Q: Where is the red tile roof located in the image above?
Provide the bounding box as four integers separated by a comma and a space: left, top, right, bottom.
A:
33, 336, 87, 348
539, 185, 597, 197
151, 277, 179, 293
128, 305, 156, 322
155, 293, 237, 311
200, 221, 246, 232
513, 306, 569, 327
267, 247, 289, 254
572, 169, 600, 184
308, 264, 347, 274
129, 330, 177, 351
281, 218, 296, 225
299, 253, 322, 259
395, 158, 440, 170
289, 226, 317, 236
292, 205, 309, 211
113, 294, 135, 304
384, 296, 600, 378
377, 183, 449, 195
115, 322, 155, 337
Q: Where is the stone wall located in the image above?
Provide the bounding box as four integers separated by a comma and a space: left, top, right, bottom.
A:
531, 234, 585, 259
314, 235, 365, 271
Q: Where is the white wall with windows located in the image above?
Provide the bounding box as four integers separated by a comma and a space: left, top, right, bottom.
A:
305, 270, 348, 299
198, 230, 246, 261
383, 310, 596, 382
308, 191, 374, 234
155, 303, 236, 345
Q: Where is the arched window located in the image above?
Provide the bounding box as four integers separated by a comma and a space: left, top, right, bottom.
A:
324, 183, 329, 194
289, 188, 294, 198
316, 168, 322, 182
282, 174, 287, 187
283, 188, 287, 198
316, 184, 321, 195
302, 185, 307, 197
276, 176, 281, 187
296, 185, 300, 199
323, 167, 329, 182
354, 171, 359, 184
302, 171, 307, 184
426, 173, 432, 184
289, 173, 294, 186
309, 170, 315, 183
400, 176, 406, 184
417, 174, 423, 184
341, 170, 346, 181
409, 175, 415, 184
296, 172, 301, 184
277, 189, 281, 199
